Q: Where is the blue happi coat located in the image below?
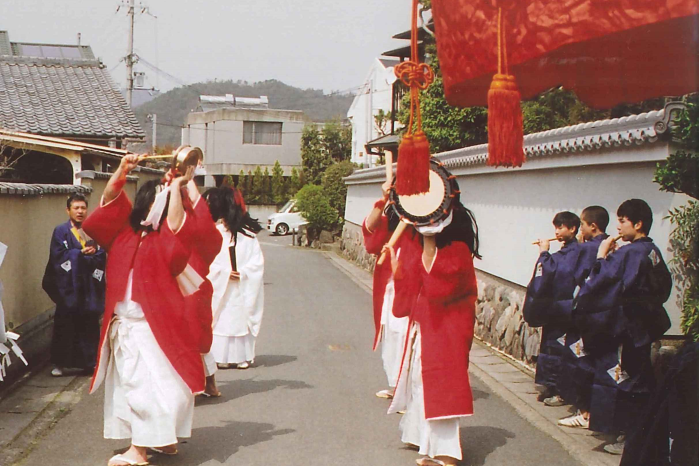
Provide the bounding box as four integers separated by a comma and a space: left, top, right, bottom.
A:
573, 237, 672, 433
42, 220, 106, 314
556, 234, 608, 409
523, 240, 580, 390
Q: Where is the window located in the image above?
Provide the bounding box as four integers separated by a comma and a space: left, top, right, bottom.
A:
243, 121, 282, 145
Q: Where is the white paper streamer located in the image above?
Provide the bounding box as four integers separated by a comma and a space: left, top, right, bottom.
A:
140, 184, 170, 229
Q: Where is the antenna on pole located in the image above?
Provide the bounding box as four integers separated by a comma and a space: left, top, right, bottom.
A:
125, 0, 135, 106
119, 0, 156, 107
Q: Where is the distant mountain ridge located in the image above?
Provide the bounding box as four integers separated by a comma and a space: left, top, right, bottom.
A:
133, 79, 354, 147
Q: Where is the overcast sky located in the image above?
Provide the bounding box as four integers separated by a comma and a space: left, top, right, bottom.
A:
0, 0, 411, 93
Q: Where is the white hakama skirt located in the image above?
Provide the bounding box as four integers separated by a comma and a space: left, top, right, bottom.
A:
399, 326, 462, 460
103, 298, 194, 447
211, 333, 256, 365
380, 278, 409, 388
202, 352, 217, 377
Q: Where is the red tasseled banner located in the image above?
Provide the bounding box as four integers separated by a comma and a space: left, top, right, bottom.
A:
396, 131, 431, 196
487, 74, 524, 168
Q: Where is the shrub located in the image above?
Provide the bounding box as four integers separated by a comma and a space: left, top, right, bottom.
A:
295, 184, 339, 232
654, 95, 699, 341
321, 160, 354, 218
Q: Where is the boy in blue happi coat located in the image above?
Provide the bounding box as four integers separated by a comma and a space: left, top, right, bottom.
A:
42, 193, 106, 376
557, 206, 609, 428
523, 211, 581, 407
574, 199, 672, 455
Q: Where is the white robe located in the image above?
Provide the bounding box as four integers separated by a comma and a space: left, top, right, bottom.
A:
103, 272, 194, 447
380, 276, 410, 388
207, 225, 264, 364
391, 324, 462, 461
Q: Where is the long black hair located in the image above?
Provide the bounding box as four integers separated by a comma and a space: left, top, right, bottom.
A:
130, 180, 169, 232
435, 201, 481, 259
203, 186, 262, 237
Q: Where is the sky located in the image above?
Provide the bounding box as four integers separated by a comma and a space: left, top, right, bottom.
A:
0, 0, 412, 94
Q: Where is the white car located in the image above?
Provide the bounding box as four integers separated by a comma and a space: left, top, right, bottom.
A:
267, 200, 307, 235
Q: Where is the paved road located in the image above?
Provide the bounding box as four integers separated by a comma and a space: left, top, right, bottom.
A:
17, 231, 581, 466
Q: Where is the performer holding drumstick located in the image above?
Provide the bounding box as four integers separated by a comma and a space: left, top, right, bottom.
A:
383, 163, 479, 466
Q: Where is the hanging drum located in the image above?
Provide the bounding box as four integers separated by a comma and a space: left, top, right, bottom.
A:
388, 159, 459, 227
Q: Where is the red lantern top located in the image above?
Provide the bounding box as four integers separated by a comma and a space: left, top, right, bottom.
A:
432, 0, 699, 109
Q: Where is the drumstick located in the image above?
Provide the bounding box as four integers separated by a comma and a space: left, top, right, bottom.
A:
138, 154, 174, 160
377, 222, 408, 265
531, 237, 558, 245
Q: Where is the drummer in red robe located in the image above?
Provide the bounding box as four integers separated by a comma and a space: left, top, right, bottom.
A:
83, 154, 213, 466
384, 199, 480, 466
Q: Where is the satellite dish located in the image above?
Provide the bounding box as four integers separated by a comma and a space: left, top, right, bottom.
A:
385, 67, 398, 85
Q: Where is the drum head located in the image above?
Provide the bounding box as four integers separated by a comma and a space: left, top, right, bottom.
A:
173, 146, 203, 174
389, 159, 458, 227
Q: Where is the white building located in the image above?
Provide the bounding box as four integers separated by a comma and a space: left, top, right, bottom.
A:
181, 95, 305, 186
347, 58, 399, 167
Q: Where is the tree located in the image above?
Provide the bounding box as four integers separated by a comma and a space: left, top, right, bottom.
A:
653, 95, 699, 341
322, 119, 352, 162
374, 109, 393, 136
245, 170, 253, 200
295, 184, 339, 232
271, 160, 287, 204
289, 167, 302, 197
301, 125, 331, 185
262, 166, 271, 204
238, 169, 247, 197
251, 166, 264, 204
321, 160, 355, 219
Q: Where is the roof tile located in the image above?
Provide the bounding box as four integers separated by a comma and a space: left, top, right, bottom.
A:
0, 56, 145, 139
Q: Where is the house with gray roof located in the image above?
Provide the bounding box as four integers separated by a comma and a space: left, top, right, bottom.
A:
0, 31, 145, 184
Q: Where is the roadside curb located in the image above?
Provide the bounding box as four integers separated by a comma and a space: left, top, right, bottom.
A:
324, 251, 620, 466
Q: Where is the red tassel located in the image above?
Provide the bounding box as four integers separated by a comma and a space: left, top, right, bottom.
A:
487, 73, 524, 167
396, 131, 430, 196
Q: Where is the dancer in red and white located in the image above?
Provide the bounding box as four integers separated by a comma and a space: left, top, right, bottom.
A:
83, 154, 212, 466
385, 200, 480, 466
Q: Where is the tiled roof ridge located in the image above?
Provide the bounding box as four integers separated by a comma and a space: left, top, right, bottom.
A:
345, 102, 685, 182
0, 182, 92, 196
0, 55, 102, 67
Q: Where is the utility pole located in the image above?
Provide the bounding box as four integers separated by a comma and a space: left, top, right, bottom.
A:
125, 0, 135, 106
147, 114, 157, 152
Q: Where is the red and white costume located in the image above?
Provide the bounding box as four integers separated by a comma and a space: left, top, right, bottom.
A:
362, 215, 417, 388
388, 241, 477, 460
83, 190, 213, 447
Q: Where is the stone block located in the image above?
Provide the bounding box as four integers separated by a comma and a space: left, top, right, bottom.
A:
319, 230, 334, 243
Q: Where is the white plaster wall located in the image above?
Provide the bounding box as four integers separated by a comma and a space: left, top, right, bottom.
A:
345, 148, 689, 335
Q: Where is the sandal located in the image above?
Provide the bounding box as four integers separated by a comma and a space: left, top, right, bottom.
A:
375, 389, 394, 399
148, 446, 178, 455
199, 390, 222, 398
108, 454, 149, 465
416, 458, 445, 466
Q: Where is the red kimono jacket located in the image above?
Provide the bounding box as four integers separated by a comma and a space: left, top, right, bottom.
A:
392, 241, 478, 419
362, 215, 419, 351
179, 196, 222, 354
83, 191, 206, 394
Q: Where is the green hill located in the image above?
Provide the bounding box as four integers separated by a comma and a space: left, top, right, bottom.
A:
134, 79, 354, 147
